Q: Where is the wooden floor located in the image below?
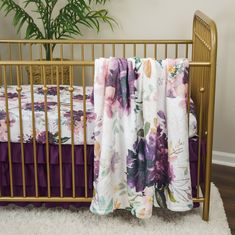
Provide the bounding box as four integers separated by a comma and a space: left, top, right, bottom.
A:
211, 164, 235, 235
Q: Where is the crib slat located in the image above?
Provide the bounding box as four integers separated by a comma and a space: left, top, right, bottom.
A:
175, 44, 178, 58
8, 43, 13, 85
56, 66, 63, 198
40, 45, 43, 84
102, 44, 105, 57
16, 65, 26, 197
50, 43, 53, 83
186, 44, 189, 58
123, 44, 126, 58
154, 44, 157, 59
29, 65, 39, 197
69, 65, 75, 198
43, 66, 51, 197
196, 68, 205, 198
18, 43, 23, 84
187, 67, 192, 119
144, 44, 147, 57
92, 44, 95, 83
40, 44, 43, 60
60, 44, 64, 85
112, 44, 115, 57
29, 43, 33, 60
3, 65, 14, 197
82, 44, 88, 198
165, 44, 168, 58
133, 44, 136, 57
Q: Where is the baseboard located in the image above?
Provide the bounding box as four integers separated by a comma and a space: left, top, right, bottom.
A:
212, 151, 235, 167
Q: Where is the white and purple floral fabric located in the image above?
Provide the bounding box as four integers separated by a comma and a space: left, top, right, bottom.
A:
90, 57, 194, 218
0, 85, 95, 144
0, 84, 196, 146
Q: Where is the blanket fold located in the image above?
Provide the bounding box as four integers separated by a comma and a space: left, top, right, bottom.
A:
90, 57, 193, 219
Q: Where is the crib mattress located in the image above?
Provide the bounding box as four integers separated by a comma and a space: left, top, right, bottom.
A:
0, 85, 197, 145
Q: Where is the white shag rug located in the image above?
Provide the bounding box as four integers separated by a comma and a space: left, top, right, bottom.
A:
0, 183, 231, 235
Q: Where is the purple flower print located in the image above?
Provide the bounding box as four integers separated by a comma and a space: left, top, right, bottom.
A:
36, 131, 69, 144
0, 110, 15, 125
0, 92, 19, 99
94, 159, 100, 180
127, 110, 172, 195
73, 94, 91, 101
104, 58, 137, 117
182, 67, 189, 84
0, 110, 7, 120
36, 131, 55, 144
190, 99, 197, 117
110, 152, 119, 173
24, 102, 57, 112
36, 86, 67, 96
64, 110, 96, 123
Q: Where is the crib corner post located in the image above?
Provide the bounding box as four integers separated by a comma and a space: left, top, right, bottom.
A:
202, 165, 212, 221
202, 198, 210, 221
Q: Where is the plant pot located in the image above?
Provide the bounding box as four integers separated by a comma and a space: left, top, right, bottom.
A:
26, 58, 70, 85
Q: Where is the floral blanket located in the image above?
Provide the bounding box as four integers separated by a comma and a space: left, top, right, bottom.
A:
90, 58, 194, 218
0, 85, 96, 145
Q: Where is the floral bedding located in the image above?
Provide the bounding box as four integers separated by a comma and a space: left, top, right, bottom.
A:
0, 84, 197, 145
0, 85, 96, 145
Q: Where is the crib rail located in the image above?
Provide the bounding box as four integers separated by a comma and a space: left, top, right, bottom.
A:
0, 10, 217, 221
0, 39, 194, 84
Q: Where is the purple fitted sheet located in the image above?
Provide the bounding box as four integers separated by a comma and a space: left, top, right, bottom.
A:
0, 137, 206, 208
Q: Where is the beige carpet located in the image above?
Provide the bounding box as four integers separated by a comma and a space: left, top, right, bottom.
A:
0, 183, 231, 235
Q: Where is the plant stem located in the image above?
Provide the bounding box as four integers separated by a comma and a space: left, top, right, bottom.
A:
45, 1, 52, 60
45, 44, 51, 61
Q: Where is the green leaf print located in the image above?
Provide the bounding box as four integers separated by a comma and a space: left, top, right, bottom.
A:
144, 122, 150, 136
167, 187, 177, 203
119, 190, 127, 196
184, 167, 188, 175
118, 182, 126, 190
105, 199, 114, 213
135, 57, 142, 71
155, 187, 167, 208
61, 137, 70, 143
99, 196, 106, 208
137, 128, 144, 137
101, 169, 108, 177
154, 117, 158, 128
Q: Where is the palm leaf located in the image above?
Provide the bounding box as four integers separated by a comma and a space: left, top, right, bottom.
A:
0, 0, 44, 39
53, 0, 116, 39
0, 0, 116, 58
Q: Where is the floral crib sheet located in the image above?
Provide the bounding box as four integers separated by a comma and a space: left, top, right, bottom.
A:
0, 85, 96, 145
0, 85, 197, 145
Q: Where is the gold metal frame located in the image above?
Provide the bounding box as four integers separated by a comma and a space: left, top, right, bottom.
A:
0, 10, 217, 221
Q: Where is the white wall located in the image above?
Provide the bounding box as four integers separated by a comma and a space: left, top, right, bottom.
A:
79, 0, 235, 155
0, 1, 20, 39
5, 0, 235, 154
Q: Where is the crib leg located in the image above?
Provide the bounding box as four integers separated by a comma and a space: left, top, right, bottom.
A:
202, 190, 210, 221
202, 155, 212, 221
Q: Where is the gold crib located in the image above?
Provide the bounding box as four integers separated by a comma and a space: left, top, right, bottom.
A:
0, 10, 217, 221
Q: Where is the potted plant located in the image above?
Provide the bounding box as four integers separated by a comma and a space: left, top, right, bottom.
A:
0, 0, 115, 84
